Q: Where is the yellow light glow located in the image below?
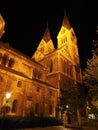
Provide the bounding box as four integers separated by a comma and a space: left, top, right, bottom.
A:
6, 92, 11, 99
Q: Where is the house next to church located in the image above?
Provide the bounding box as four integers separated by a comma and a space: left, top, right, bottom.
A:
0, 12, 82, 117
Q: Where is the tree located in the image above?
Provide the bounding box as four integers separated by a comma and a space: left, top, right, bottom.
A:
59, 84, 86, 125
83, 53, 98, 89
83, 32, 98, 112
59, 86, 85, 113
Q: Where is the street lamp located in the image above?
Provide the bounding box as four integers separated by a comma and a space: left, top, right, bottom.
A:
6, 92, 11, 100
1, 92, 11, 116
66, 105, 69, 109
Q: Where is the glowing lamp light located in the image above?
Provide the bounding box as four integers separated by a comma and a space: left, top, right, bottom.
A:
66, 105, 69, 108
6, 92, 11, 99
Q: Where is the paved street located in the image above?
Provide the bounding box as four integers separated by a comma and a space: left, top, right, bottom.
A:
22, 125, 81, 130
18, 124, 98, 130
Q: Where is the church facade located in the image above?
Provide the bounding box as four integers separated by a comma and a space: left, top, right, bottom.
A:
0, 12, 82, 117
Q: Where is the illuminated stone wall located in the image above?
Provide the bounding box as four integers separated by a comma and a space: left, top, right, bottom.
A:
0, 42, 58, 117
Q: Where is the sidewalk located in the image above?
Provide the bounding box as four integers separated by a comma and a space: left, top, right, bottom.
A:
65, 119, 98, 130
65, 125, 98, 130
17, 125, 74, 130
82, 126, 98, 130
65, 124, 82, 129
81, 120, 98, 130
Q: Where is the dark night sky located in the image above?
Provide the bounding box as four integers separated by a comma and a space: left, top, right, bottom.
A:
0, 1, 98, 70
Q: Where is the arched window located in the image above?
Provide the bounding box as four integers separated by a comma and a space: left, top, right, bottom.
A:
67, 61, 70, 75
1, 54, 8, 65
0, 53, 2, 62
17, 81, 22, 87
54, 58, 58, 71
64, 60, 67, 74
8, 58, 14, 68
36, 87, 40, 92
0, 76, 3, 82
62, 60, 65, 73
50, 60, 53, 72
49, 104, 52, 115
12, 99, 18, 113
60, 58, 63, 72
69, 64, 73, 77
33, 68, 37, 78
38, 71, 42, 79
75, 65, 80, 81
35, 103, 39, 115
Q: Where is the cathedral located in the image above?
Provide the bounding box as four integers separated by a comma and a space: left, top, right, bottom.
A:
0, 12, 82, 117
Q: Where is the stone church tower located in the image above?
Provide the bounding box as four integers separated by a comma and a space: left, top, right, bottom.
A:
32, 11, 82, 92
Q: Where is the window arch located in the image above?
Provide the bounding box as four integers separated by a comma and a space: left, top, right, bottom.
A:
35, 103, 39, 115
17, 81, 22, 87
8, 58, 15, 68
12, 99, 18, 113
1, 54, 9, 65
53, 58, 58, 71
49, 104, 52, 115
33, 68, 37, 78
49, 60, 53, 72
38, 71, 42, 79
0, 53, 2, 62
62, 60, 65, 73
0, 76, 3, 82
64, 60, 67, 74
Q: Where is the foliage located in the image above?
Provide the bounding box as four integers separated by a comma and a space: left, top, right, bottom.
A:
0, 116, 63, 129
83, 53, 98, 89
83, 40, 98, 113
59, 85, 86, 114
90, 105, 98, 114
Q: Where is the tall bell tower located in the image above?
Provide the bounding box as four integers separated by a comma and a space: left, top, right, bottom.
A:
32, 11, 82, 91
57, 11, 82, 89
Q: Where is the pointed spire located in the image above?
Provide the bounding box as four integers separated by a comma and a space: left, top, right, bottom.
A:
62, 9, 71, 30
43, 22, 52, 42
